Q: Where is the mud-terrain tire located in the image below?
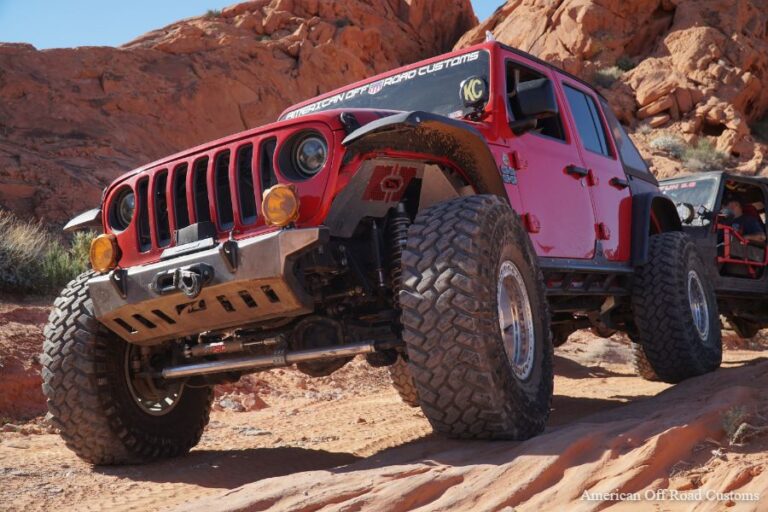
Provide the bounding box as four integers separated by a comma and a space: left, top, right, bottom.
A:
630, 232, 721, 383
388, 355, 420, 407
41, 272, 213, 465
400, 195, 553, 440
629, 338, 659, 381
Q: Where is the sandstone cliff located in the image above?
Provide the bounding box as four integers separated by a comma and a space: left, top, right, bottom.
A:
458, 0, 768, 177
0, 0, 476, 223
2, 0, 767, 224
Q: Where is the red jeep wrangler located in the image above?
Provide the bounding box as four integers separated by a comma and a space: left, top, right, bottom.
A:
45, 41, 721, 465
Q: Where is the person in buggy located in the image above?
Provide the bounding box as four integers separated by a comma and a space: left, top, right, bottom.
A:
723, 194, 766, 244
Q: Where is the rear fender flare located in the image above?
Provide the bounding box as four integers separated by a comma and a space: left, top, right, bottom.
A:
631, 192, 682, 265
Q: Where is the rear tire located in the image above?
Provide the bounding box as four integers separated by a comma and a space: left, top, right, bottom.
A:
629, 338, 659, 381
630, 232, 721, 383
42, 272, 213, 465
388, 355, 420, 407
400, 195, 553, 440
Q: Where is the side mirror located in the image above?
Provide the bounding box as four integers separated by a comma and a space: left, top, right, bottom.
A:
509, 78, 559, 134
459, 76, 489, 112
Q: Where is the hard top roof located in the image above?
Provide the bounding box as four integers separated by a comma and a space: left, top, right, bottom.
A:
279, 41, 607, 119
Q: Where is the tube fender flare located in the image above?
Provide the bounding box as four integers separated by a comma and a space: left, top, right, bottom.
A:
631, 192, 682, 265
341, 110, 506, 197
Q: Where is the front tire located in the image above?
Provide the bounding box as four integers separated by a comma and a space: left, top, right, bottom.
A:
400, 195, 553, 439
630, 232, 721, 383
41, 272, 213, 465
388, 355, 420, 407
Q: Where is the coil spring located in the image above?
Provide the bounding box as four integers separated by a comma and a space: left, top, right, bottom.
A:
389, 203, 410, 308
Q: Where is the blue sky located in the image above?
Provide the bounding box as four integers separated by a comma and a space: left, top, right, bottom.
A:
0, 0, 501, 49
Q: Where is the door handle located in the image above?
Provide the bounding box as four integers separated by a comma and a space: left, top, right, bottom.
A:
565, 165, 589, 178
609, 177, 629, 189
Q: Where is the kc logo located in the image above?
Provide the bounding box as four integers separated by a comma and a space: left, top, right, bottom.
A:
460, 76, 488, 106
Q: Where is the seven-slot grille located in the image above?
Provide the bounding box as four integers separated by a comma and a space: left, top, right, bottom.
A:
136, 137, 278, 251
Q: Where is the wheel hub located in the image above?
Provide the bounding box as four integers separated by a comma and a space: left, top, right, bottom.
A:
497, 260, 536, 380
124, 345, 184, 416
687, 269, 710, 341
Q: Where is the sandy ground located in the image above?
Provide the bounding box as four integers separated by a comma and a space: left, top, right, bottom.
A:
1, 302, 767, 511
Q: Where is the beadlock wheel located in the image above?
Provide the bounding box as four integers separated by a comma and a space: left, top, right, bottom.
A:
497, 260, 536, 381
687, 270, 710, 341
125, 345, 185, 416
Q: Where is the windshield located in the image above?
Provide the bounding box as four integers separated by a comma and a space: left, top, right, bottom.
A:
281, 50, 490, 120
660, 177, 719, 225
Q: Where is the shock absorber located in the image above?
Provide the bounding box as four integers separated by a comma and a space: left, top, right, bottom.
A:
389, 202, 410, 308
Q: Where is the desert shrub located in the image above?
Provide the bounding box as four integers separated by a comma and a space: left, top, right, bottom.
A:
649, 134, 687, 159
593, 66, 623, 88
205, 9, 221, 18
683, 140, 728, 172
636, 123, 653, 135
0, 210, 94, 295
616, 56, 636, 72
751, 115, 768, 143
723, 406, 768, 445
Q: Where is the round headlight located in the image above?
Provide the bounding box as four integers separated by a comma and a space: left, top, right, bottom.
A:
111, 188, 135, 231
294, 135, 327, 177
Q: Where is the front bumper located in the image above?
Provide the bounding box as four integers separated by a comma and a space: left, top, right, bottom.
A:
88, 228, 325, 345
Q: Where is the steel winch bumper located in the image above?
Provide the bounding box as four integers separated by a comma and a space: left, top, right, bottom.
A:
88, 228, 326, 345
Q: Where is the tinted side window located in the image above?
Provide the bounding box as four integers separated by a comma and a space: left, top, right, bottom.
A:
563, 85, 612, 157
600, 99, 651, 176
506, 61, 566, 141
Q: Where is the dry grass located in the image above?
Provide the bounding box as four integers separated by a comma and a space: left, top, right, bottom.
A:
593, 66, 623, 88
722, 406, 768, 446
649, 135, 728, 171
0, 210, 93, 295
650, 134, 687, 158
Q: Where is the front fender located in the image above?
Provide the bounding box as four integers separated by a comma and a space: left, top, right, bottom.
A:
63, 208, 102, 233
342, 111, 505, 197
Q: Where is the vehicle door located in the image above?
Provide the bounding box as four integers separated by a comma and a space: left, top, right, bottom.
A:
557, 78, 632, 262
497, 54, 597, 259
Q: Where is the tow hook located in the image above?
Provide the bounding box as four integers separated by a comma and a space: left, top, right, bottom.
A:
151, 263, 214, 298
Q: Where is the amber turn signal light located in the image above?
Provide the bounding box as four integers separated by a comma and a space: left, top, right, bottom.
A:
261, 184, 300, 227
89, 234, 119, 273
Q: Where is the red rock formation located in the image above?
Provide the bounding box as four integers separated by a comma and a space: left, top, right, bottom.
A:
0, 0, 476, 224
459, 0, 768, 175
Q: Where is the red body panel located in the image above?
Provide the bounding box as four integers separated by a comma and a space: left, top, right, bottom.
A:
556, 76, 633, 262
101, 41, 639, 269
